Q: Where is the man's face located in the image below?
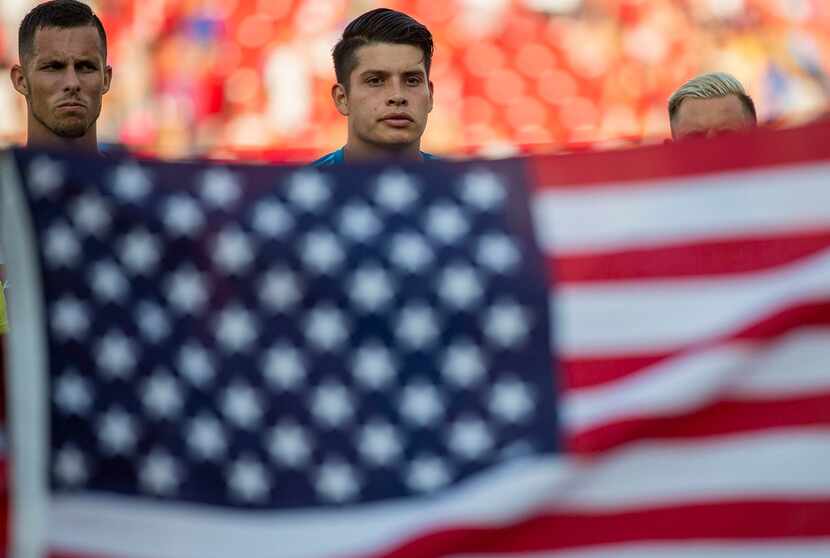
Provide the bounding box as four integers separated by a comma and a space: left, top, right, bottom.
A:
671, 95, 755, 141
336, 42, 433, 154
13, 25, 111, 139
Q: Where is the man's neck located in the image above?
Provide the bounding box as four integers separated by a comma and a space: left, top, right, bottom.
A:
343, 141, 422, 162
26, 121, 99, 153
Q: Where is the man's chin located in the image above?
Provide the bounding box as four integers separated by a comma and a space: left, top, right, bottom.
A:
374, 132, 420, 148
51, 120, 89, 139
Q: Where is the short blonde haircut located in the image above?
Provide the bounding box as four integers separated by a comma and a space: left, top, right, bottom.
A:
668, 72, 757, 124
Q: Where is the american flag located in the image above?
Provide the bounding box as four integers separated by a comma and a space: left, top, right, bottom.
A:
2, 120, 830, 558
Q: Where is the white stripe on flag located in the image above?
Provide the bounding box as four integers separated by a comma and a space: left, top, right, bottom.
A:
563, 330, 830, 432
1, 152, 50, 558
452, 540, 830, 558
533, 162, 830, 255
555, 247, 830, 356
49, 430, 830, 558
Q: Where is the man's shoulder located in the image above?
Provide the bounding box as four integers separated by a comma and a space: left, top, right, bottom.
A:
310, 148, 345, 167
311, 148, 440, 167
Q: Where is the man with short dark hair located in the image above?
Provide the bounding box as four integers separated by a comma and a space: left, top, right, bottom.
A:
10, 0, 111, 152
313, 8, 437, 166
668, 72, 757, 141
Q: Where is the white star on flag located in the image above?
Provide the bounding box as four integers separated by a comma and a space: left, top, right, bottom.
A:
448, 416, 493, 460
263, 343, 307, 390
425, 203, 469, 244
177, 342, 216, 387
52, 296, 91, 340
251, 200, 294, 238
267, 421, 313, 467
460, 169, 506, 211
163, 195, 205, 237
315, 459, 360, 502
200, 167, 241, 207
437, 263, 484, 309
186, 413, 227, 461
141, 369, 184, 419
119, 229, 161, 275
70, 193, 111, 237
477, 233, 521, 274
358, 420, 403, 467
136, 301, 172, 343
140, 450, 182, 495
111, 162, 152, 202
304, 305, 349, 351
351, 342, 397, 389
89, 261, 129, 303
288, 170, 330, 212
375, 169, 419, 212
213, 226, 255, 275
396, 303, 440, 350
400, 382, 445, 426
28, 155, 65, 198
54, 371, 94, 415
483, 299, 531, 348
97, 407, 139, 455
44, 223, 81, 268
489, 378, 534, 423
441, 340, 487, 387
259, 268, 302, 312
312, 382, 354, 428
300, 230, 344, 275
406, 455, 451, 493
228, 456, 271, 502
95, 331, 138, 379
348, 265, 395, 312
54, 445, 89, 486
388, 232, 433, 273
215, 305, 258, 353
338, 203, 381, 242
166, 266, 208, 315
221, 381, 264, 429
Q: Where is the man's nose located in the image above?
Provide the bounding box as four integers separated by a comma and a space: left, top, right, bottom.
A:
386, 81, 408, 106
62, 67, 81, 92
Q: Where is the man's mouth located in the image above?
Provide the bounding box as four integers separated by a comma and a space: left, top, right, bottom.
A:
381, 114, 414, 127
56, 101, 86, 110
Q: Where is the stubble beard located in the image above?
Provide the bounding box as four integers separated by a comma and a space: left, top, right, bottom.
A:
32, 101, 99, 139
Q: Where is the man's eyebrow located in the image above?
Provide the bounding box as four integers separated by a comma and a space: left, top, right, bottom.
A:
359, 69, 389, 76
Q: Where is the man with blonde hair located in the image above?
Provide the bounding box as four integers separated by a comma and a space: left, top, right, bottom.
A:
668, 72, 757, 141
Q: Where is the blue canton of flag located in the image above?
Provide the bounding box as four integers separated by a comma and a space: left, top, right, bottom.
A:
12, 149, 559, 514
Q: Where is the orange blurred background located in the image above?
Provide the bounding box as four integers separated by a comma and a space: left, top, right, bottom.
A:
1, 0, 829, 162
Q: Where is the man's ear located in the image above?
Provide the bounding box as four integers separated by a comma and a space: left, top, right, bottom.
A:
428, 80, 434, 114
103, 65, 112, 95
10, 64, 28, 97
332, 83, 349, 116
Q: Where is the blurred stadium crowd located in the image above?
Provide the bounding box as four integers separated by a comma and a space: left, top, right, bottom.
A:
1, 0, 829, 161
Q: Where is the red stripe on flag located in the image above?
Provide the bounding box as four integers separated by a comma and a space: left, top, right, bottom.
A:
562, 354, 669, 390
375, 500, 830, 558
563, 303, 830, 390
567, 394, 830, 454
553, 231, 830, 282
529, 119, 830, 189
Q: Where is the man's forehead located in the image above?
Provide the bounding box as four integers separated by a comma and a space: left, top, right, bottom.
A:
677, 95, 747, 119
353, 42, 426, 73
30, 25, 105, 60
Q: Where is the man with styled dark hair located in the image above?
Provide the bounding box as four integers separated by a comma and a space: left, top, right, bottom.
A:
10, 0, 111, 152
313, 8, 437, 166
